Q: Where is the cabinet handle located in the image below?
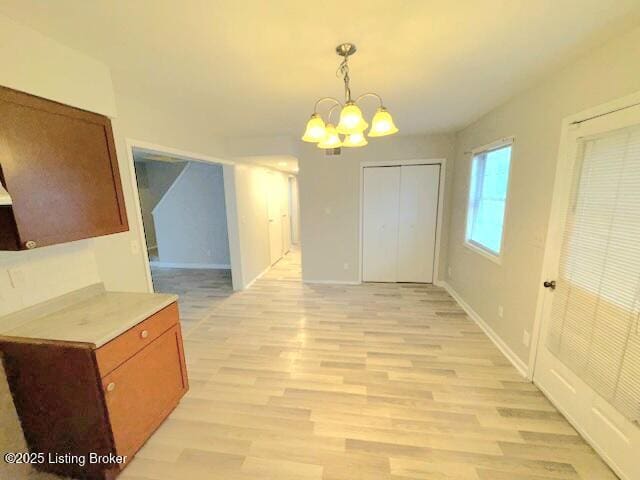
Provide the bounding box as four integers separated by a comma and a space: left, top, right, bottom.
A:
140, 330, 149, 339
106, 382, 116, 392
25, 240, 37, 249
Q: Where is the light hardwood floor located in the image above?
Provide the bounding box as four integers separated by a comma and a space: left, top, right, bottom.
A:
117, 247, 618, 480
151, 266, 233, 334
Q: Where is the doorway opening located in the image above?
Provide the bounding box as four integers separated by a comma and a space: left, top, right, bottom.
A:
132, 147, 233, 333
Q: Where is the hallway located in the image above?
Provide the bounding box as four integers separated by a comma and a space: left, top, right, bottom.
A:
118, 248, 616, 480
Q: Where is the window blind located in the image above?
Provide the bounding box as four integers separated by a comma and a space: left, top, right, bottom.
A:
547, 124, 640, 424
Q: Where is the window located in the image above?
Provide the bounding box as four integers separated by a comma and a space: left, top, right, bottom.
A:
465, 141, 512, 258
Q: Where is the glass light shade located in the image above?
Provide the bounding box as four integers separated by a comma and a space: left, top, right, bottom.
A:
301, 114, 326, 142
317, 124, 342, 149
368, 107, 399, 137
342, 132, 368, 148
336, 102, 368, 134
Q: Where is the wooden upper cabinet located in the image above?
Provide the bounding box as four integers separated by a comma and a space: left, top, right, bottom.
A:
0, 86, 128, 250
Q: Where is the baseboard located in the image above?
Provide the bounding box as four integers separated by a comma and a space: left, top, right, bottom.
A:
149, 261, 231, 270
244, 265, 271, 290
303, 279, 361, 285
440, 280, 530, 379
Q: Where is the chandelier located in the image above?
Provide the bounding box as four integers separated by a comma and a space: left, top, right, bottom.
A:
302, 43, 398, 149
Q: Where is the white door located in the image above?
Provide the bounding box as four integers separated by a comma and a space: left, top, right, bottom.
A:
362, 166, 401, 282
281, 175, 291, 254
534, 103, 640, 480
397, 165, 440, 282
289, 176, 300, 244
267, 172, 283, 265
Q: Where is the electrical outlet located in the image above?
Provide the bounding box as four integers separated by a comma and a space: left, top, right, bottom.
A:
8, 268, 26, 289
343, 263, 349, 270
498, 305, 504, 318
130, 240, 140, 255
522, 330, 531, 347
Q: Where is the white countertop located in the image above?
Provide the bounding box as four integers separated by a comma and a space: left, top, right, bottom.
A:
0, 284, 178, 348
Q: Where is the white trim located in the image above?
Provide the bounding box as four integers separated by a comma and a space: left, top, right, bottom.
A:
149, 261, 230, 269
470, 136, 515, 155
463, 138, 514, 265
440, 280, 529, 378
303, 279, 361, 285
462, 240, 502, 265
130, 139, 232, 166
124, 139, 154, 293
244, 265, 270, 290
151, 162, 191, 215
358, 158, 447, 284
124, 138, 239, 294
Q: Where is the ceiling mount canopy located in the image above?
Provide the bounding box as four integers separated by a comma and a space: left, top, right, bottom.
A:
302, 43, 398, 150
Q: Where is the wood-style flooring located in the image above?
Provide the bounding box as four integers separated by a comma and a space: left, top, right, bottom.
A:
119, 248, 617, 480
151, 266, 233, 334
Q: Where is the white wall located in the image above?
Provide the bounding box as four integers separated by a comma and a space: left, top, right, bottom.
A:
153, 162, 230, 267
135, 160, 186, 249
445, 25, 640, 367
92, 93, 229, 293
225, 164, 290, 288
298, 133, 455, 283
0, 14, 115, 479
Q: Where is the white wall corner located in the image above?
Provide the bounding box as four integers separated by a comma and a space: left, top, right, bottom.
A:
222, 164, 244, 291
439, 280, 531, 379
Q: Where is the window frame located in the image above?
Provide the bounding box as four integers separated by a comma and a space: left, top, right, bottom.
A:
464, 137, 514, 265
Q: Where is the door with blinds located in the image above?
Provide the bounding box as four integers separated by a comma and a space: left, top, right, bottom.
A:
362, 164, 440, 283
534, 103, 640, 480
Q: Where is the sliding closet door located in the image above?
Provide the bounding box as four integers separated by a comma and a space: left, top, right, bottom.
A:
397, 165, 440, 282
362, 167, 400, 282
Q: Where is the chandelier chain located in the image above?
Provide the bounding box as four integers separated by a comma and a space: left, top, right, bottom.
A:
337, 54, 352, 103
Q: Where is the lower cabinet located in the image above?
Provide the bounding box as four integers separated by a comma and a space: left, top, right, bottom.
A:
0, 302, 188, 480
102, 325, 187, 462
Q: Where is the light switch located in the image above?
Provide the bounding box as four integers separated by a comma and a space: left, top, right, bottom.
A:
130, 240, 140, 255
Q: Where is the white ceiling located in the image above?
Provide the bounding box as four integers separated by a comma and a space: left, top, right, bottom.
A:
1, 1, 639, 137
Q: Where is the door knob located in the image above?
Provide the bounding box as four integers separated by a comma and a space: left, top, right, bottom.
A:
140, 330, 149, 339
106, 382, 116, 392
543, 280, 556, 290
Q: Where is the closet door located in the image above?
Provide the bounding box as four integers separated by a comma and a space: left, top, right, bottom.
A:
397, 165, 440, 282
362, 167, 400, 282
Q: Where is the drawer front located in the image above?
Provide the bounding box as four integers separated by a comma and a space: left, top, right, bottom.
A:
102, 324, 188, 462
96, 302, 179, 376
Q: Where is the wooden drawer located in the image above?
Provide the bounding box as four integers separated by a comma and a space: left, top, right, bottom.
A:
102, 324, 188, 462
95, 302, 179, 377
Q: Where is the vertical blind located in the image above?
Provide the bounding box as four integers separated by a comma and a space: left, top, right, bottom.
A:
547, 123, 640, 424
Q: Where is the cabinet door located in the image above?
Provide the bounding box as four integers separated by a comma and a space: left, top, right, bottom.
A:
102, 325, 188, 462
362, 166, 401, 282
397, 165, 440, 283
0, 86, 128, 249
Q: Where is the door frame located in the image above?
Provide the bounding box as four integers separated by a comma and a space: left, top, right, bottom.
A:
529, 90, 640, 480
529, 90, 640, 377
358, 158, 447, 284
123, 138, 239, 292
